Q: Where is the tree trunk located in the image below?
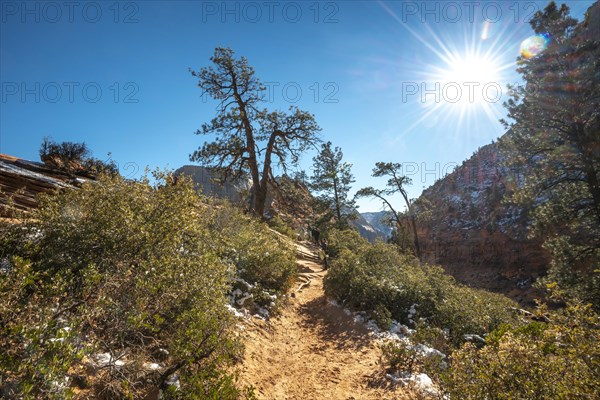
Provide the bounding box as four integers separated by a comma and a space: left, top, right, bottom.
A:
253, 188, 267, 219
398, 187, 421, 259
230, 67, 261, 216
333, 175, 342, 224
252, 131, 279, 219
585, 162, 600, 226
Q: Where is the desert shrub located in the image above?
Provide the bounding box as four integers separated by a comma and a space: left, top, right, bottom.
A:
325, 228, 369, 259
380, 340, 421, 374
0, 172, 248, 399
266, 215, 297, 240
372, 303, 393, 331
206, 205, 297, 297
412, 321, 451, 357
39, 137, 117, 176
420, 271, 516, 345
324, 234, 517, 344
380, 339, 447, 382
442, 302, 600, 399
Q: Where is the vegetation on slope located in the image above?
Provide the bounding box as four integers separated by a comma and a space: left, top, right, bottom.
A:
444, 301, 600, 399
324, 227, 600, 398
500, 1, 600, 307
0, 172, 295, 399
323, 228, 517, 345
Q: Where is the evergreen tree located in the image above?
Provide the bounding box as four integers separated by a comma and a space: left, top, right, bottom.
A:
190, 47, 321, 218
356, 162, 421, 258
500, 1, 600, 306
310, 142, 357, 229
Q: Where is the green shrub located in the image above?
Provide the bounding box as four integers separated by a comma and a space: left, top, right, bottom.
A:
324, 232, 517, 344
325, 228, 369, 259
442, 303, 600, 399
0, 172, 252, 399
380, 338, 447, 382
380, 340, 421, 374
266, 214, 297, 240
206, 205, 297, 296
412, 321, 451, 357
372, 303, 393, 331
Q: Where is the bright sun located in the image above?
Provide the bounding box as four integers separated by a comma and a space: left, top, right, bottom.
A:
443, 56, 499, 89
437, 54, 503, 107
377, 1, 520, 137
401, 46, 512, 136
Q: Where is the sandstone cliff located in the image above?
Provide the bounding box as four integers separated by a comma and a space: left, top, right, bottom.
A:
416, 141, 549, 305
174, 165, 252, 206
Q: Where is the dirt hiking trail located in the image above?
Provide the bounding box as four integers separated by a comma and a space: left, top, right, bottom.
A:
237, 241, 412, 400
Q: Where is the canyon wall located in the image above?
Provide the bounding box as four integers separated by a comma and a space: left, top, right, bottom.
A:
417, 141, 549, 305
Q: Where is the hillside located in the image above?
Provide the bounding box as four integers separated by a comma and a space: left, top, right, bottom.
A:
352, 211, 390, 243
174, 165, 252, 206
417, 140, 549, 305
175, 165, 392, 243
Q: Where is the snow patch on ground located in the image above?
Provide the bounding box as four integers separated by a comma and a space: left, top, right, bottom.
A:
142, 362, 161, 371
386, 372, 439, 397
326, 298, 446, 395
226, 304, 247, 318
90, 352, 125, 368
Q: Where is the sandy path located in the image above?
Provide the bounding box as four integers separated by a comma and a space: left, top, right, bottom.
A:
237, 242, 410, 400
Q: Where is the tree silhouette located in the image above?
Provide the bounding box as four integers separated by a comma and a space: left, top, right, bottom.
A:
190, 47, 321, 218
356, 162, 421, 258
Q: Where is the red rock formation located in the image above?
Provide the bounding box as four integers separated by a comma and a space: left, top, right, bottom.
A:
417, 142, 550, 305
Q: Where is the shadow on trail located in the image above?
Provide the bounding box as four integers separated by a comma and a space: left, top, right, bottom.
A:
298, 295, 373, 351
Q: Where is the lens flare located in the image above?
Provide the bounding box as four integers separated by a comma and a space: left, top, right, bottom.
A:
520, 34, 549, 59
481, 21, 492, 40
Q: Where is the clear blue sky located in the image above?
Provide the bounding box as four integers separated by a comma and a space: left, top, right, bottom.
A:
1, 0, 594, 211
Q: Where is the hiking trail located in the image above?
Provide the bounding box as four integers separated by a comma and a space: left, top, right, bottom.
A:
236, 241, 411, 399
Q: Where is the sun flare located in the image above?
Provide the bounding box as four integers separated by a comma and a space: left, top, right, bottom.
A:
442, 56, 500, 90
377, 1, 524, 140
437, 54, 503, 107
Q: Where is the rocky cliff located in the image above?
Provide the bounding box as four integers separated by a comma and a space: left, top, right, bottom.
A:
353, 211, 392, 243
174, 165, 252, 205
416, 141, 549, 305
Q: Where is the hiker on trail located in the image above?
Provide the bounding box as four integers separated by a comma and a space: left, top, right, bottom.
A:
311, 227, 320, 244
320, 238, 329, 269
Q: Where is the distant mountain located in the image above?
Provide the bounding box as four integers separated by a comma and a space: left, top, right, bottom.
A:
416, 139, 549, 305
361, 211, 393, 238
174, 165, 252, 205
352, 211, 391, 243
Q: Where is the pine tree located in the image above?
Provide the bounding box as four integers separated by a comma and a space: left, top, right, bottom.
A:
356, 162, 421, 258
190, 47, 321, 218
310, 142, 357, 229
500, 1, 600, 306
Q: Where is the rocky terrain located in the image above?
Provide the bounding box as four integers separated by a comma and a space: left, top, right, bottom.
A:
416, 140, 549, 305
0, 153, 92, 217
